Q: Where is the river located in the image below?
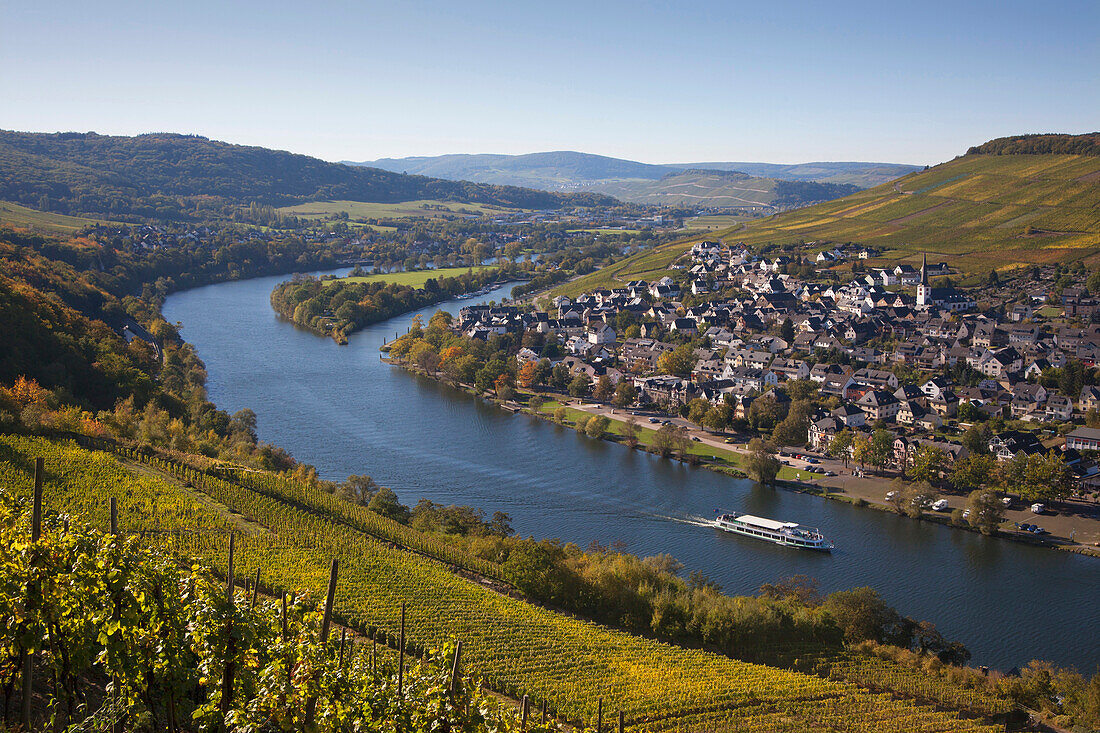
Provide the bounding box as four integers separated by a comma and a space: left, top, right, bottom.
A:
164, 271, 1100, 672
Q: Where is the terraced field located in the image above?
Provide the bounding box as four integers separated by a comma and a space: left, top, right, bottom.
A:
725, 153, 1100, 272
556, 152, 1100, 290
0, 434, 1009, 732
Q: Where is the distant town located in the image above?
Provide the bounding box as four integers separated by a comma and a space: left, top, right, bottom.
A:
442, 240, 1100, 532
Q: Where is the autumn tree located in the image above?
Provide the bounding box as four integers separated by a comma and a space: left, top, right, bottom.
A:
585, 415, 611, 439
656, 343, 697, 378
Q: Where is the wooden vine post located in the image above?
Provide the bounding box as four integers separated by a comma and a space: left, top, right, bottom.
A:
597, 698, 603, 733
449, 639, 463, 694
618, 710, 624, 733
218, 533, 236, 729
20, 457, 44, 731
397, 601, 406, 699
304, 558, 339, 728
521, 695, 529, 730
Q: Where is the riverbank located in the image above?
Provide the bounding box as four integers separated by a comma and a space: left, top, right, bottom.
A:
384, 355, 1100, 559
270, 267, 506, 343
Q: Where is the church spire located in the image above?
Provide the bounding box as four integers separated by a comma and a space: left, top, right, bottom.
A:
920, 253, 928, 286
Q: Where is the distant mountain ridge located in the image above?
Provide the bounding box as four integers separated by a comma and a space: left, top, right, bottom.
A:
0, 131, 615, 222
349, 151, 920, 193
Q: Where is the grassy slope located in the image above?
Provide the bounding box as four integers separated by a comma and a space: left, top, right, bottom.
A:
0, 200, 109, 233
326, 266, 494, 287
557, 153, 1100, 287
0, 434, 1005, 732
724, 153, 1100, 272
551, 230, 719, 297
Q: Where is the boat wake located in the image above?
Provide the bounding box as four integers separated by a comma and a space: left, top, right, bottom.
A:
645, 512, 715, 528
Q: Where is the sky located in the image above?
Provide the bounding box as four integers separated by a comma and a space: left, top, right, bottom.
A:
2, 0, 1097, 166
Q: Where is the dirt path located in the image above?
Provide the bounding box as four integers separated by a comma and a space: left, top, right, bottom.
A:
120, 458, 272, 536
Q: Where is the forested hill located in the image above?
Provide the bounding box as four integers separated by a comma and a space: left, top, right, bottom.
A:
967, 133, 1100, 157
0, 131, 616, 222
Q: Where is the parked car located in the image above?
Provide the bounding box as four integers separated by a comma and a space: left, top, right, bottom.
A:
885, 491, 898, 501
805, 457, 820, 464
648, 417, 660, 423
724, 437, 736, 444
1001, 496, 1013, 508
822, 470, 836, 477
1031, 503, 1046, 515
691, 436, 701, 442
931, 499, 950, 512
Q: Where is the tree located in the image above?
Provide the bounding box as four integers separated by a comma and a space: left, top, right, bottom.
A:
553, 407, 567, 424
965, 489, 1005, 535
338, 474, 378, 505
495, 373, 515, 401
550, 364, 570, 390
772, 400, 811, 447
780, 317, 795, 342
687, 398, 711, 426
516, 360, 541, 389
1018, 451, 1075, 502
902, 481, 938, 518
908, 446, 949, 486
568, 373, 591, 398
852, 435, 872, 471
623, 417, 642, 448
961, 423, 990, 455
612, 382, 637, 409
950, 454, 995, 493
702, 402, 731, 432
652, 423, 676, 457
744, 438, 780, 486
870, 429, 895, 474
656, 343, 697, 378
828, 429, 854, 467
528, 394, 545, 414
784, 379, 819, 402
585, 415, 611, 439
986, 269, 1000, 287
822, 587, 899, 644
592, 375, 614, 403
368, 487, 410, 524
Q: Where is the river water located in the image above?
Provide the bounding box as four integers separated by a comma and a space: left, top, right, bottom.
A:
164, 272, 1099, 672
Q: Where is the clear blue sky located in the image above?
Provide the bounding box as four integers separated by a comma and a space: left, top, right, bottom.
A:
2, 0, 1097, 166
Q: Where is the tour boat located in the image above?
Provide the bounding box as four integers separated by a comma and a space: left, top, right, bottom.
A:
714, 513, 833, 551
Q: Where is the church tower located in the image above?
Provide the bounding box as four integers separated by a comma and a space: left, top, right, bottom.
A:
916, 253, 930, 307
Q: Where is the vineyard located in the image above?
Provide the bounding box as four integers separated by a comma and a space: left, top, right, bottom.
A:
0, 434, 1014, 732
0, 483, 543, 731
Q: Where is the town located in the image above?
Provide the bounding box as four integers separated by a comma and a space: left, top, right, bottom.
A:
434, 240, 1100, 545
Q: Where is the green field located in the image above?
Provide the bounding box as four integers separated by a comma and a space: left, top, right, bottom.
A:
559, 153, 1100, 284
0, 200, 112, 233
326, 266, 494, 287
551, 231, 709, 297
683, 213, 752, 231
276, 199, 523, 221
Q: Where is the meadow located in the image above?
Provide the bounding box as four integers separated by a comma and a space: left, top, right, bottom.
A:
326, 265, 494, 288
0, 199, 112, 233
